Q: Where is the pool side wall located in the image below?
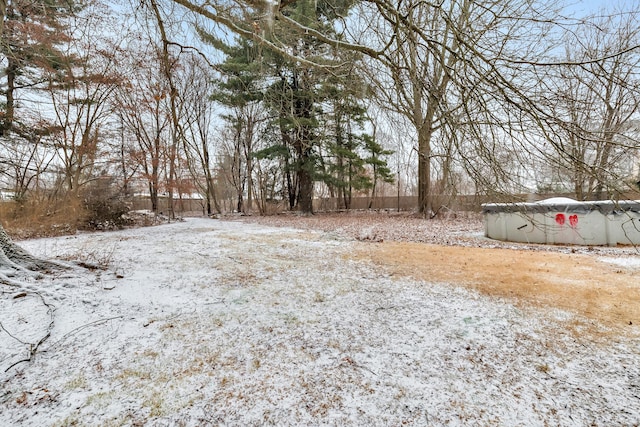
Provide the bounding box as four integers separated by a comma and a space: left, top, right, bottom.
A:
482, 201, 640, 246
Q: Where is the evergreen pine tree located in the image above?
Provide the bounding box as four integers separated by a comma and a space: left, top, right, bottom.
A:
1, 0, 79, 135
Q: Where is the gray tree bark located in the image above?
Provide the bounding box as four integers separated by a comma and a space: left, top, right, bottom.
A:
0, 226, 66, 275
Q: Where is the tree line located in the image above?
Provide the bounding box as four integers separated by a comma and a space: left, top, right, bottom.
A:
1, 0, 639, 220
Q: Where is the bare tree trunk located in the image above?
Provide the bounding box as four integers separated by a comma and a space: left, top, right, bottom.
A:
368, 162, 377, 210
294, 72, 315, 214
150, 0, 181, 219
167, 138, 178, 219
149, 181, 158, 213
280, 123, 297, 210
417, 126, 432, 216
244, 125, 254, 214
205, 169, 221, 214
167, 149, 178, 216
0, 0, 5, 34
3, 57, 16, 134
0, 226, 66, 273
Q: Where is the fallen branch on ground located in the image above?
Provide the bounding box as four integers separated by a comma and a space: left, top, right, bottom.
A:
2, 290, 55, 372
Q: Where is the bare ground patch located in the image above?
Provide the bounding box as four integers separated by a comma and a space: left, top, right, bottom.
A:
356, 242, 640, 332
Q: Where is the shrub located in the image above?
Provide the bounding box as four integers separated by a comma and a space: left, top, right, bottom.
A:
0, 193, 82, 239
80, 178, 132, 231
0, 179, 133, 237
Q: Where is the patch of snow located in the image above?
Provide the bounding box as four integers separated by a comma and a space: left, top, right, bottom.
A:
128, 209, 155, 216
599, 256, 640, 270
536, 197, 579, 204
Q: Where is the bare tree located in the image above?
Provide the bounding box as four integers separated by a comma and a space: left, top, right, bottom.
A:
359, 0, 561, 214
214, 94, 267, 214
116, 45, 171, 214
0, 125, 54, 200
45, 4, 121, 197
532, 7, 640, 200
179, 53, 222, 215
146, 0, 186, 218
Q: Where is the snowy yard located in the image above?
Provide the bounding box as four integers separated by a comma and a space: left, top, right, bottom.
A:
1, 217, 640, 425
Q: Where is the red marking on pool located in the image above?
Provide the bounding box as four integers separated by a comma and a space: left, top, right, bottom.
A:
569, 214, 578, 227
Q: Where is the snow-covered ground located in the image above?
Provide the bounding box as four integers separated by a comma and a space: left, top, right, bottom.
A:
1, 217, 639, 425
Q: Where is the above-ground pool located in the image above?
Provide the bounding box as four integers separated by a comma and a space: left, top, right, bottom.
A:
482, 198, 640, 246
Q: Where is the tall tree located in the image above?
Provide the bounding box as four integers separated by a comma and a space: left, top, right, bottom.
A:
358, 0, 557, 214
148, 0, 183, 219
362, 133, 395, 208
196, 0, 361, 214
1, 0, 78, 135
533, 7, 640, 200
179, 53, 222, 215
116, 44, 171, 214
318, 77, 383, 210
44, 2, 121, 197
208, 36, 266, 213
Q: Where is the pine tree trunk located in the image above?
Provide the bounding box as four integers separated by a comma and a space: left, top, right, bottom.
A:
298, 166, 314, 214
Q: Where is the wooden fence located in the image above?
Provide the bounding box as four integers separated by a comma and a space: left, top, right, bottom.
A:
129, 190, 640, 215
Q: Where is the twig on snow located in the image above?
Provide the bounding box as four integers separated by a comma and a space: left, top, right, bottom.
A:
2, 290, 56, 372
51, 316, 124, 348
0, 272, 23, 288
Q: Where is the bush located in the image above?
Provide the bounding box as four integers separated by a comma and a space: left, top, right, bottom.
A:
0, 180, 133, 238
0, 194, 82, 239
80, 179, 132, 231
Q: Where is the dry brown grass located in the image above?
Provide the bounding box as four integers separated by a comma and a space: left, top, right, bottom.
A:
242, 212, 640, 336
356, 242, 640, 334
0, 196, 84, 239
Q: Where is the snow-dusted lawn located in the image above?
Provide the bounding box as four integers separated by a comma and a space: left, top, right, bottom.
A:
1, 218, 639, 425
